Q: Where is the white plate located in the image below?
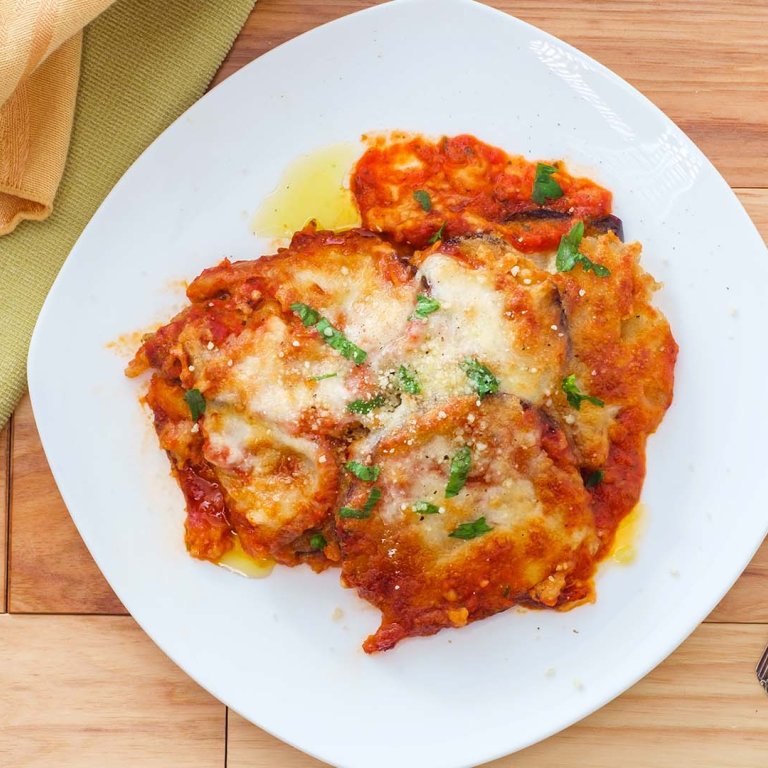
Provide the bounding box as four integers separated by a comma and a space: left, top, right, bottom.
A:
28, 1, 768, 766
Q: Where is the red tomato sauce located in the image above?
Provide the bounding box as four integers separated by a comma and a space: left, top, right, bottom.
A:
352, 133, 612, 253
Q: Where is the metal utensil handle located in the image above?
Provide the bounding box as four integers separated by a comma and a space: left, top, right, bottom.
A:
756, 643, 768, 693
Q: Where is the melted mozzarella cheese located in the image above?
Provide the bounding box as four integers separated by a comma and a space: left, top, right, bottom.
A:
216, 315, 357, 426
346, 396, 598, 615
203, 404, 324, 531
308, 274, 417, 367
267, 246, 418, 367
420, 254, 508, 362
379, 428, 548, 555
397, 254, 563, 406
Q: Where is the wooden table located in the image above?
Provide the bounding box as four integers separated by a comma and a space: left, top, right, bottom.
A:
2, 1, 767, 765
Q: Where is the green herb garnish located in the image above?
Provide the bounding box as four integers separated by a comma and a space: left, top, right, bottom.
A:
413, 189, 432, 212
562, 374, 605, 410
290, 302, 320, 327
449, 516, 493, 540
290, 303, 367, 364
531, 162, 564, 205
397, 365, 421, 395
184, 388, 206, 420
413, 294, 440, 319
427, 222, 446, 245
445, 446, 472, 498
362, 487, 382, 514
584, 469, 604, 488
556, 221, 584, 272
345, 461, 381, 482
413, 501, 440, 515
461, 359, 499, 398
338, 507, 368, 519
339, 487, 382, 519
314, 318, 368, 364
579, 256, 611, 277
310, 372, 337, 381
309, 533, 327, 551
346, 394, 386, 415
556, 222, 611, 277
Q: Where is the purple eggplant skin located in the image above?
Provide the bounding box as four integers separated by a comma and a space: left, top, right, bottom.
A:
503, 209, 571, 223
503, 210, 624, 242
587, 214, 624, 241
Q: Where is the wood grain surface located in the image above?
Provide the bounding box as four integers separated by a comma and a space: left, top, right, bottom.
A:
8, 396, 125, 615
737, 189, 768, 234
2, 0, 767, 766
0, 615, 224, 767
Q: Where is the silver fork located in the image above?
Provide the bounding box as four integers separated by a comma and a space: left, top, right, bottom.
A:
757, 644, 768, 693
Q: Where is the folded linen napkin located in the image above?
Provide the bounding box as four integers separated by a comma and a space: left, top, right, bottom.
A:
0, 0, 114, 234
0, 0, 256, 429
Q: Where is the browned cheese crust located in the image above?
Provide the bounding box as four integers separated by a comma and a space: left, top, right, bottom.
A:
127, 226, 416, 569
339, 395, 599, 653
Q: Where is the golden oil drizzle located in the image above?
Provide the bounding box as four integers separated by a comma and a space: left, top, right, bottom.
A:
217, 536, 274, 579
610, 503, 645, 565
251, 142, 362, 238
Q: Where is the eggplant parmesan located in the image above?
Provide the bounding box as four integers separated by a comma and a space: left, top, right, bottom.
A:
127, 132, 677, 651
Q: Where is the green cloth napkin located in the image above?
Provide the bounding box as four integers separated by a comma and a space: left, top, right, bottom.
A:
0, 0, 256, 430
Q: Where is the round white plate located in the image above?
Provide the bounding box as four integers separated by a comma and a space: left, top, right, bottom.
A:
28, 1, 768, 766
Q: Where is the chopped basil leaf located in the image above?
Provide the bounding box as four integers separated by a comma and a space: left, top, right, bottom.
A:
362, 487, 382, 515
339, 506, 368, 519
184, 388, 206, 420
289, 304, 368, 364
413, 189, 432, 212
579, 257, 611, 277
427, 222, 446, 245
345, 461, 381, 482
449, 516, 493, 540
502, 584, 511, 598
532, 162, 564, 205
310, 372, 337, 381
397, 365, 421, 395
556, 221, 584, 272
562, 374, 605, 410
314, 318, 368, 364
339, 487, 381, 519
584, 469, 604, 488
363, 488, 381, 515
445, 446, 472, 498
309, 533, 327, 551
346, 394, 386, 415
556, 221, 611, 277
413, 501, 440, 515
413, 294, 440, 318
290, 302, 320, 327
461, 358, 499, 398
